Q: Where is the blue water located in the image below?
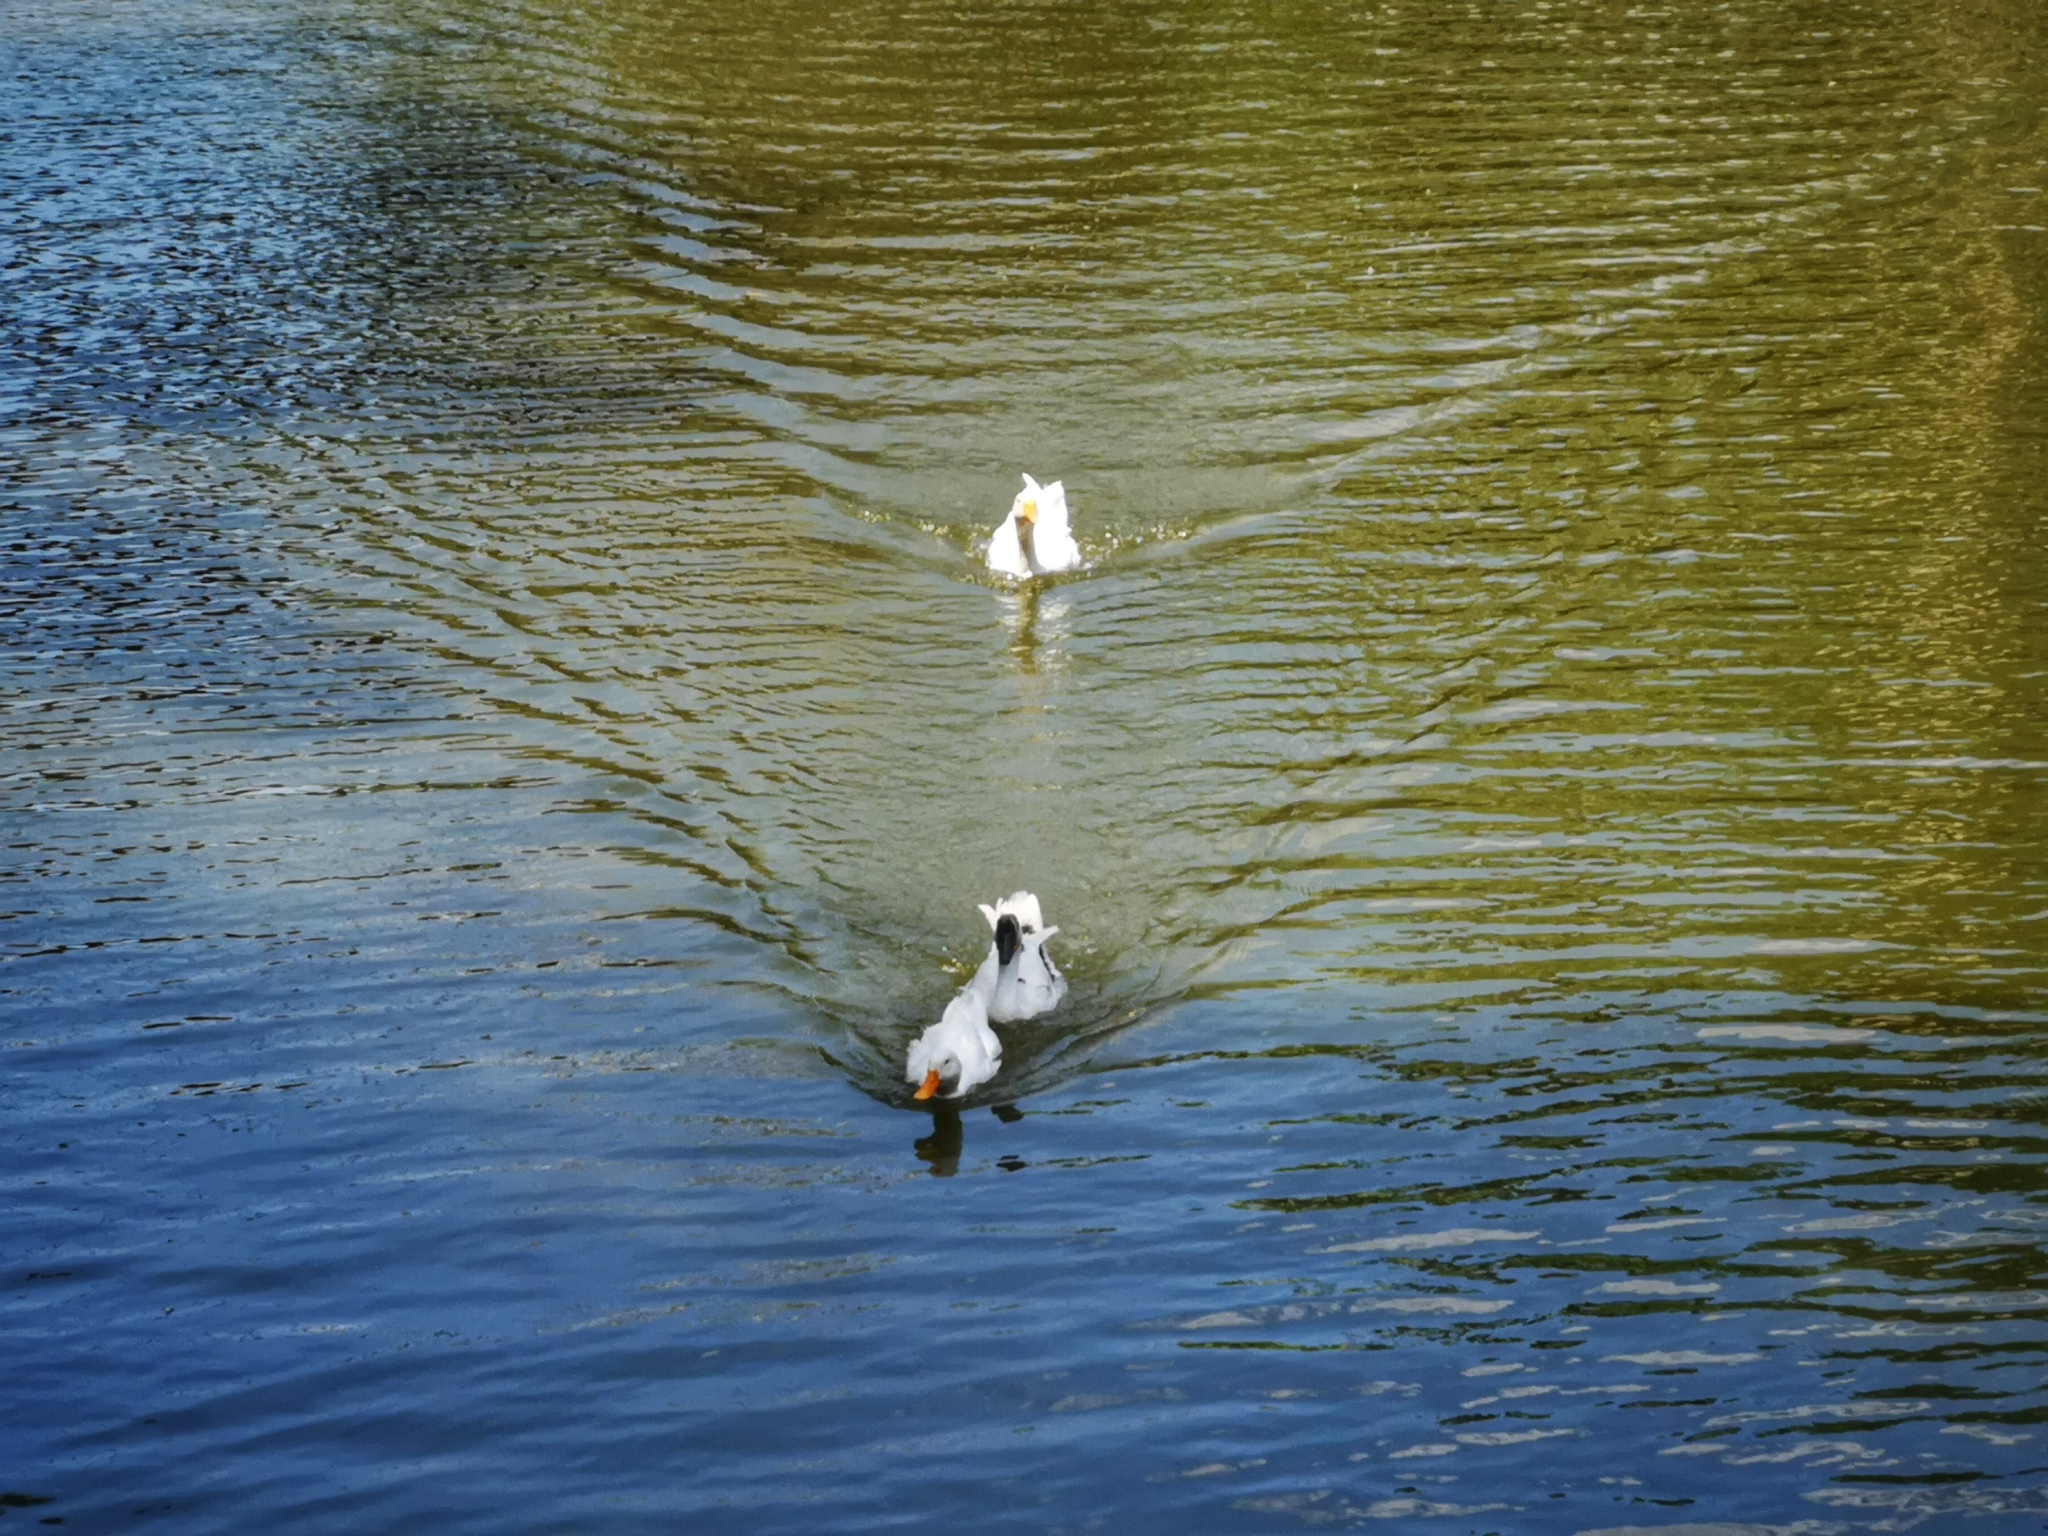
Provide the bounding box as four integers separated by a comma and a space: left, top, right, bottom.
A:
8, 0, 2048, 1530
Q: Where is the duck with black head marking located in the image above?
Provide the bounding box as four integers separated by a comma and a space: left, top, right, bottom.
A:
970, 890, 1068, 1022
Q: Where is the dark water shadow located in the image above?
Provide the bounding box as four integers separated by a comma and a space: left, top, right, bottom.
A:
912, 1104, 1032, 1178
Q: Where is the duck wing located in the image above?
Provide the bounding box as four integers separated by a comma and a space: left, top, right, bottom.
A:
1011, 935, 1068, 1016
987, 512, 1030, 578
1029, 483, 1081, 572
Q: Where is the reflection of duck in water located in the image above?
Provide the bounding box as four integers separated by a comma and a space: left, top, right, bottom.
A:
971, 891, 1068, 1022
914, 1107, 1025, 1179
905, 891, 1069, 1101
986, 474, 1080, 579
915, 1108, 963, 1175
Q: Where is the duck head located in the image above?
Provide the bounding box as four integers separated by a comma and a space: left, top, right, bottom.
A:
912, 1054, 958, 1101
1006, 474, 1044, 563
1012, 473, 1069, 541
1012, 473, 1043, 530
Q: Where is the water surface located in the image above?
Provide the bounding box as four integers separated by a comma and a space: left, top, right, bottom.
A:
7, 0, 2048, 1528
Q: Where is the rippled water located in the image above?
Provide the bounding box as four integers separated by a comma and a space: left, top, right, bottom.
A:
7, 0, 2048, 1528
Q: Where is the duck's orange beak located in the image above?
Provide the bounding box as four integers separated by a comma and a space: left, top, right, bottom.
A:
913, 1069, 943, 1101
1018, 495, 1037, 526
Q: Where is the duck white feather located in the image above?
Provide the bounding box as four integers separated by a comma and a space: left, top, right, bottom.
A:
987, 474, 1081, 579
907, 985, 1001, 1101
970, 889, 1068, 1022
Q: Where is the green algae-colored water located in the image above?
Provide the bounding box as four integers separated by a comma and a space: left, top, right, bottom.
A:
7, 0, 2048, 1528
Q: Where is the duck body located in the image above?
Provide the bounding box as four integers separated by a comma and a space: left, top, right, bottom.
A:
987, 474, 1080, 579
907, 986, 1002, 1101
969, 889, 1068, 1023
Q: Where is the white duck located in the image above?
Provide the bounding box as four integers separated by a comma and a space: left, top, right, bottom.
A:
986, 474, 1081, 579
969, 890, 1068, 1022
907, 985, 1002, 1101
